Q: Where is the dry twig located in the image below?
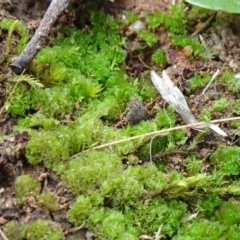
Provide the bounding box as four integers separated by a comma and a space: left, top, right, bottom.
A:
69, 116, 240, 159
10, 0, 69, 75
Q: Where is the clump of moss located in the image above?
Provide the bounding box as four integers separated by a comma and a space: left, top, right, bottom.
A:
174, 219, 226, 240
15, 175, 41, 205
198, 194, 222, 217
37, 192, 58, 212
219, 69, 240, 93
68, 181, 187, 238
101, 170, 144, 208
5, 83, 32, 116
172, 34, 205, 56
155, 105, 176, 128
67, 192, 104, 226
188, 73, 211, 91
217, 198, 240, 226
26, 128, 72, 167
17, 113, 59, 131
187, 5, 211, 20
200, 108, 212, 121
5, 9, 126, 120
212, 98, 229, 112
3, 221, 26, 240
146, 3, 186, 34
184, 156, 202, 175
1, 18, 28, 55
138, 30, 158, 47
4, 220, 64, 240
61, 150, 122, 195
232, 99, 240, 115
125, 198, 187, 237
124, 12, 139, 24
210, 146, 240, 175
26, 220, 63, 240
151, 48, 167, 67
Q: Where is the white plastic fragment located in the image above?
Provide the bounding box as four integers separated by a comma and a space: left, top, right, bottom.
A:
208, 123, 228, 137
129, 20, 145, 31
150, 70, 228, 137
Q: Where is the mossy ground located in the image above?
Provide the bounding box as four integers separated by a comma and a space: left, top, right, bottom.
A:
1, 1, 240, 239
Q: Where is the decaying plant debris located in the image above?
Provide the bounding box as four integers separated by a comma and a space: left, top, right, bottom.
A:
1, 0, 240, 239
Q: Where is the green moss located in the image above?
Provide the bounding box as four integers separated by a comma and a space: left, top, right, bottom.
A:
15, 175, 41, 205
4, 220, 63, 240
151, 48, 167, 66
145, 11, 165, 29
138, 30, 158, 47
167, 3, 187, 33
200, 108, 212, 121
38, 63, 68, 86
125, 199, 186, 237
184, 156, 202, 175
189, 73, 211, 91
26, 220, 63, 240
198, 195, 222, 216
146, 4, 186, 33
174, 219, 226, 240
155, 105, 176, 128
67, 192, 103, 226
30, 86, 75, 118
37, 192, 58, 212
5, 83, 31, 116
88, 209, 139, 239
6, 9, 125, 120
1, 18, 28, 55
172, 34, 205, 56
4, 219, 64, 240
101, 170, 144, 207
219, 69, 240, 93
62, 150, 122, 195
99, 210, 131, 239
212, 98, 228, 112
68, 187, 187, 238
124, 164, 166, 191
124, 12, 139, 24
232, 99, 240, 115
17, 113, 59, 130
231, 120, 240, 128
210, 146, 240, 175
226, 224, 240, 240
187, 5, 211, 20
138, 71, 158, 99
217, 199, 240, 225
3, 4, 240, 240
3, 221, 26, 240
26, 128, 72, 167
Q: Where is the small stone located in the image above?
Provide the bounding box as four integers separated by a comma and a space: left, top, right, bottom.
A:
126, 97, 148, 124
0, 217, 7, 225
183, 45, 193, 57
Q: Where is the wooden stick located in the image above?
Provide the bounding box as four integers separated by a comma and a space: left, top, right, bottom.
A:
10, 0, 70, 75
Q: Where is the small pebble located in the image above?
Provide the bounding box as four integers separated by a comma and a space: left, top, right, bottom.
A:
129, 20, 145, 31
183, 45, 193, 57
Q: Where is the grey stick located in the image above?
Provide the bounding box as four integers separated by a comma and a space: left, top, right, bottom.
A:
10, 0, 70, 75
